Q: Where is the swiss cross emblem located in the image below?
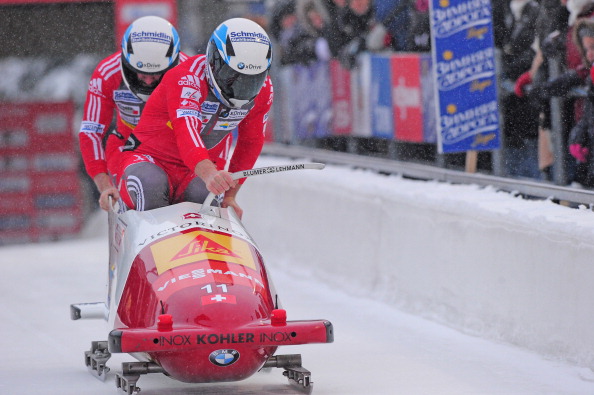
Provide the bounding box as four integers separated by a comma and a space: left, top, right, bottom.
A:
183, 213, 202, 219
201, 294, 237, 305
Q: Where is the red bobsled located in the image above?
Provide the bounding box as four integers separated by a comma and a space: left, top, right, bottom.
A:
71, 163, 333, 394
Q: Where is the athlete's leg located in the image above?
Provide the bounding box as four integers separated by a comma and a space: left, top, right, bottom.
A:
182, 176, 219, 206
123, 161, 170, 210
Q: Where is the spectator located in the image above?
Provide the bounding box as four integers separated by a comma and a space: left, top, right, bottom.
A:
500, 0, 541, 179
365, 0, 410, 52
407, 0, 430, 52
317, 0, 349, 58
267, 0, 299, 65
515, 0, 594, 183
513, 0, 570, 180
116, 18, 273, 218
78, 16, 187, 211
335, 0, 376, 69
283, 0, 333, 65
567, 20, 594, 187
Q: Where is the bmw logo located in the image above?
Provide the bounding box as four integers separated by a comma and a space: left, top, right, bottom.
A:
209, 349, 240, 366
136, 61, 143, 68
237, 62, 245, 70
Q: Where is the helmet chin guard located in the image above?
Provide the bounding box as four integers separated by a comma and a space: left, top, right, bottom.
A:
206, 18, 272, 108
121, 16, 181, 101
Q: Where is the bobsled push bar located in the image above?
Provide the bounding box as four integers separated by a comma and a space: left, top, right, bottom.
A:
108, 320, 333, 354
70, 302, 108, 320
108, 318, 332, 394
200, 162, 325, 212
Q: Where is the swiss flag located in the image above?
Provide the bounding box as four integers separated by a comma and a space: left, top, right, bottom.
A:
183, 213, 202, 219
201, 294, 237, 305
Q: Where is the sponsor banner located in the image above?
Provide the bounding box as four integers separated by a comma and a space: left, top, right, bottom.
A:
0, 101, 83, 243
152, 260, 265, 300
32, 153, 78, 172
0, 156, 28, 172
30, 173, 80, 193
370, 55, 394, 139
36, 212, 79, 229
201, 101, 220, 114
0, 128, 28, 149
0, 214, 31, 231
350, 54, 372, 137
273, 67, 295, 143
289, 61, 332, 139
114, 90, 143, 103
420, 54, 438, 143
115, 102, 141, 116
391, 54, 424, 142
35, 112, 69, 134
176, 108, 201, 118
0, 231, 32, 246
0, 195, 33, 213
80, 121, 105, 135
34, 193, 78, 210
150, 230, 257, 275
329, 60, 353, 135
0, 177, 30, 193
0, 0, 103, 3
429, 0, 500, 153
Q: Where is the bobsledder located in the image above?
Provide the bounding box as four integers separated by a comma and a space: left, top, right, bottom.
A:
71, 162, 333, 394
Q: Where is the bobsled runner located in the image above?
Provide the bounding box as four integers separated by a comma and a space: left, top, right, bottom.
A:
71, 162, 333, 394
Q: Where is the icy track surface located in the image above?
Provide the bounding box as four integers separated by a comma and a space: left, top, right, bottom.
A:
1, 217, 593, 395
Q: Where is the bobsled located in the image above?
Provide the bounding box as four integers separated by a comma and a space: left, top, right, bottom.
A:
71, 163, 333, 394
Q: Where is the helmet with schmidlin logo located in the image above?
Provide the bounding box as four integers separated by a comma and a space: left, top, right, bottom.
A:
121, 16, 181, 101
206, 18, 272, 108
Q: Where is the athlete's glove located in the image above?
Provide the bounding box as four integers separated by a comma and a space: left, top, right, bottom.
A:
514, 71, 532, 98
570, 143, 589, 163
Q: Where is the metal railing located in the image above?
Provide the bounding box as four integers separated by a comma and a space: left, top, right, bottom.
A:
268, 50, 594, 207
262, 143, 594, 208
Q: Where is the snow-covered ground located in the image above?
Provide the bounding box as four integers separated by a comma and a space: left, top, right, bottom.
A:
1, 157, 594, 394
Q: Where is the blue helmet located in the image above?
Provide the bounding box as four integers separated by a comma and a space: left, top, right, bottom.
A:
206, 18, 272, 108
121, 16, 181, 101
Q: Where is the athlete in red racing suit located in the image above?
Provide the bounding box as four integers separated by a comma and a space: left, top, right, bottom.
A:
117, 18, 273, 218
78, 16, 187, 211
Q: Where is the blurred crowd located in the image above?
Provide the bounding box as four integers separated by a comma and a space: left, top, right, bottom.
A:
266, 0, 429, 69
262, 0, 594, 188
493, 0, 594, 187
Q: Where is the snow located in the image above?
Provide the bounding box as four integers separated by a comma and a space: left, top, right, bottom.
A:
1, 156, 594, 394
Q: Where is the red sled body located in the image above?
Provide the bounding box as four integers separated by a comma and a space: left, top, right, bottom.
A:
71, 164, 332, 394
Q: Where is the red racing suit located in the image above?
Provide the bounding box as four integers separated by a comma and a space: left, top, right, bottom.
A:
117, 54, 273, 201
78, 51, 189, 180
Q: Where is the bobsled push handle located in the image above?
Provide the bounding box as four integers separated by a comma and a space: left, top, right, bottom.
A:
201, 162, 325, 209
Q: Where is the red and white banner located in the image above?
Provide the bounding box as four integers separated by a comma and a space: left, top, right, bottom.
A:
329, 60, 353, 136
391, 54, 424, 142
0, 101, 83, 244
0, 0, 108, 3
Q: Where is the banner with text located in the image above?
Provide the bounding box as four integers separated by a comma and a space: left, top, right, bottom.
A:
290, 61, 332, 139
0, 101, 83, 245
429, 0, 500, 153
